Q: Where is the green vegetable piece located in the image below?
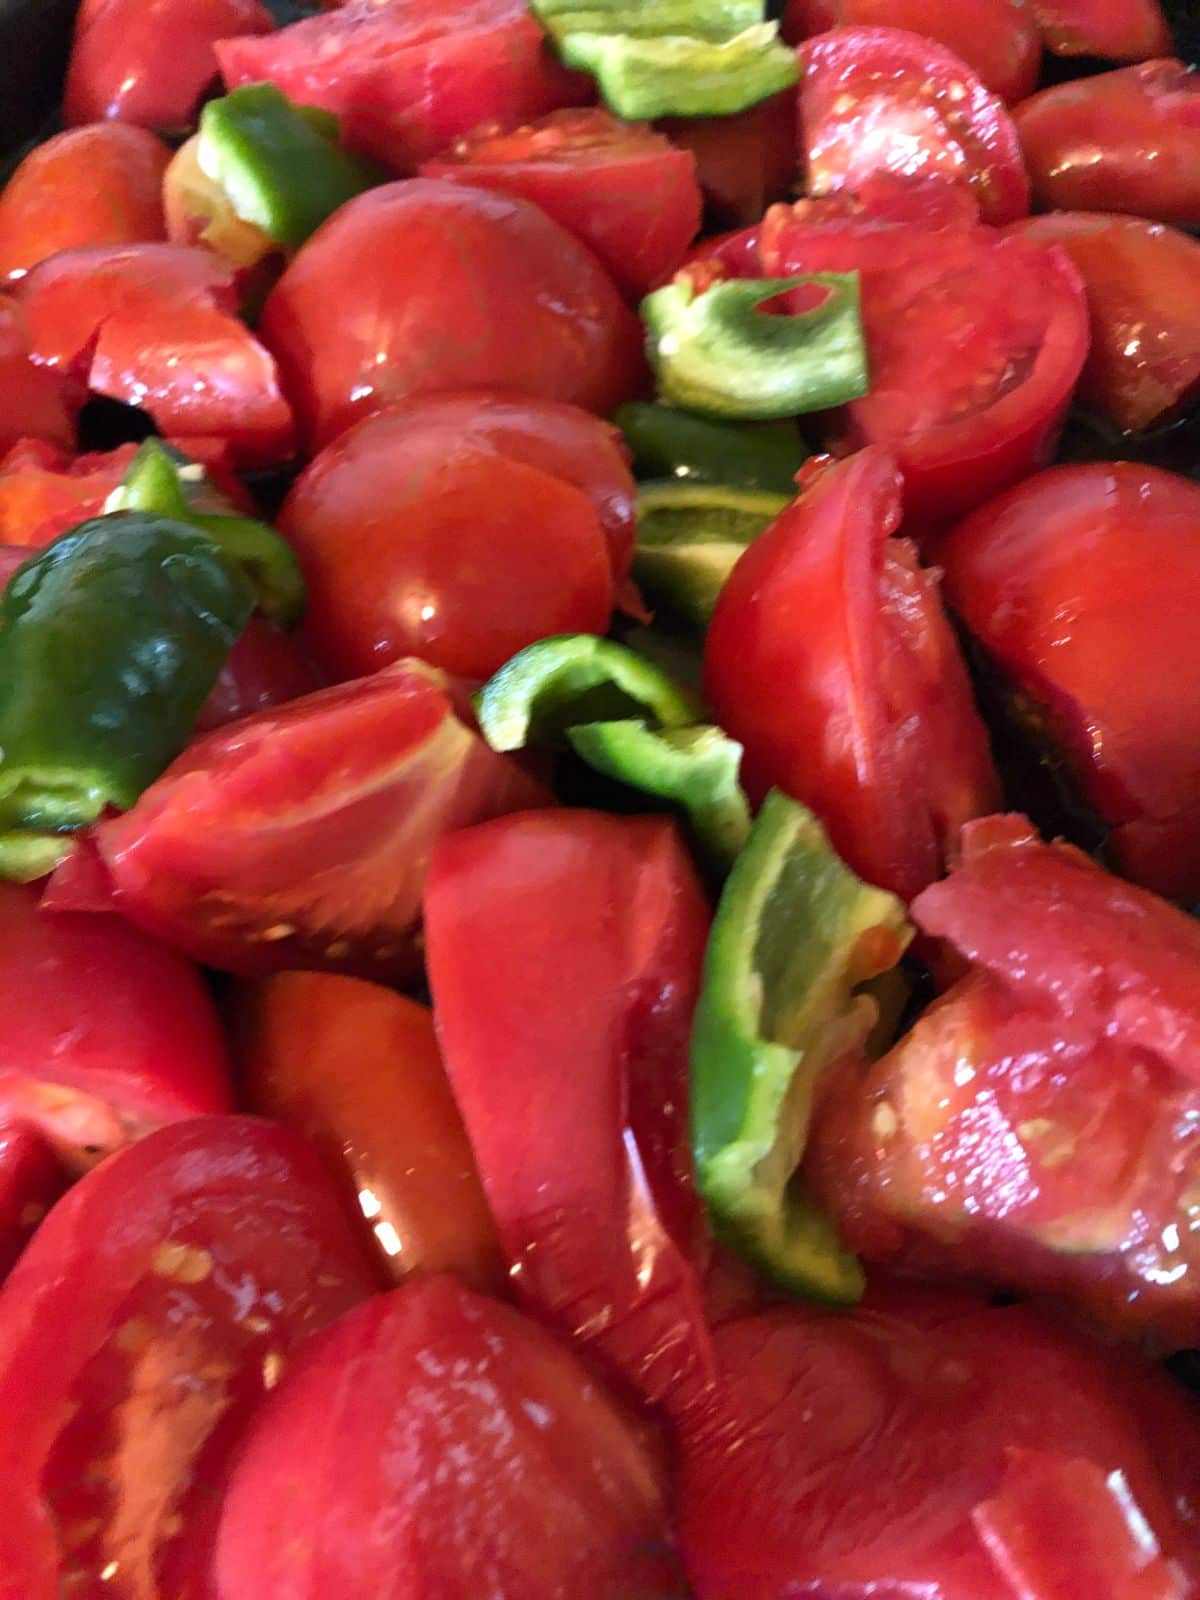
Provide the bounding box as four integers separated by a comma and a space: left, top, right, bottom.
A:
691, 790, 912, 1300
198, 83, 380, 250
535, 0, 763, 43
560, 23, 799, 120
633, 480, 788, 624
612, 402, 807, 494
475, 634, 698, 752
110, 440, 305, 627
568, 720, 751, 871
643, 272, 868, 420
0, 514, 255, 862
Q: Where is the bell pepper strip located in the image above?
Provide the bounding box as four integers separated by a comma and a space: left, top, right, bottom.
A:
613, 401, 807, 492
642, 273, 868, 420
474, 633, 698, 752
0, 514, 254, 874
164, 134, 278, 271
560, 24, 801, 121
532, 0, 764, 43
691, 789, 911, 1301
633, 480, 788, 624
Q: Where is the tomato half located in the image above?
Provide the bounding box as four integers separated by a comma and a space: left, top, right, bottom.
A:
216, 0, 590, 173
783, 0, 1041, 104
64, 0, 273, 132
0, 297, 76, 458
45, 660, 549, 979
238, 974, 505, 1292
215, 1277, 682, 1599
0, 1124, 63, 1283
704, 448, 999, 901
17, 244, 294, 467
796, 26, 1031, 225
0, 883, 230, 1172
425, 809, 716, 1417
659, 91, 798, 230
939, 464, 1200, 901
1027, 0, 1173, 60
0, 1116, 376, 1600
1014, 60, 1200, 227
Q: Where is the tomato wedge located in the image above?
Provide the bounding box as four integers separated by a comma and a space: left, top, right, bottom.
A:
659, 91, 798, 230
796, 26, 1031, 225
0, 297, 76, 458
194, 614, 323, 734
0, 1124, 63, 1283
0, 1116, 376, 1600
1027, 0, 1173, 60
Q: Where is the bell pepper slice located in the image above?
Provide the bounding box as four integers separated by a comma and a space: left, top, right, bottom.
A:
534, 0, 764, 43
0, 513, 254, 868
691, 788, 911, 1300
643, 271, 868, 419
633, 480, 788, 624
560, 24, 800, 120
612, 401, 808, 493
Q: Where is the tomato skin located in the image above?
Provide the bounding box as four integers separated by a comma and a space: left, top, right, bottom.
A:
940, 464, 1200, 900
0, 1116, 376, 1600
64, 0, 273, 132
784, 0, 1041, 104
1028, 0, 1173, 60
797, 26, 1031, 225
658, 91, 799, 230
194, 614, 324, 734
425, 810, 716, 1417
260, 180, 644, 454
1014, 61, 1200, 227
238, 974, 505, 1292
0, 1125, 63, 1284
0, 297, 77, 458
704, 448, 998, 901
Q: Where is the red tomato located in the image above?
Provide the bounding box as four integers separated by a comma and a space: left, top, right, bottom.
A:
0, 125, 170, 284
425, 810, 716, 1416
704, 448, 999, 901
0, 296, 76, 457
659, 91, 798, 229
45, 660, 549, 979
259, 179, 644, 453
678, 1294, 1200, 1597
238, 974, 505, 1292
17, 244, 294, 467
215, 1277, 682, 1599
940, 464, 1200, 900
1014, 60, 1200, 226
0, 882, 230, 1173
0, 1124, 63, 1283
796, 26, 1031, 224
1027, 0, 1172, 59
195, 614, 324, 733
216, 0, 590, 172
64, 0, 273, 132
0, 1116, 376, 1600
783, 0, 1041, 104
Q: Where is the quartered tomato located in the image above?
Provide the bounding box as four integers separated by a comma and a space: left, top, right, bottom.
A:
1027, 0, 1173, 60
796, 26, 1031, 224
425, 810, 716, 1417
17, 244, 294, 467
216, 0, 590, 173
215, 1278, 682, 1600
659, 91, 798, 230
259, 180, 645, 454
64, 0, 273, 132
0, 882, 230, 1173
0, 1124, 63, 1283
0, 125, 170, 283
940, 464, 1200, 901
238, 974, 505, 1291
0, 297, 76, 458
678, 1292, 1200, 1598
783, 0, 1041, 104
704, 448, 999, 901
1014, 60, 1200, 226
45, 660, 548, 980
0, 1117, 376, 1600
194, 614, 323, 734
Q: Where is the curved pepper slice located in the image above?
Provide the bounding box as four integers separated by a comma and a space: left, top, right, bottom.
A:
561, 24, 800, 120
691, 788, 911, 1300
534, 0, 763, 42
612, 401, 807, 492
633, 480, 788, 623
642, 272, 867, 419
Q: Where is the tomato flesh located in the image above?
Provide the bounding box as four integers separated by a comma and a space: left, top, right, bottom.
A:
659, 91, 798, 230
0, 1124, 63, 1283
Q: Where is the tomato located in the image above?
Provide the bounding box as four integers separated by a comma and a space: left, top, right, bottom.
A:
704, 448, 999, 901
0, 296, 77, 458
1027, 0, 1173, 60
216, 0, 590, 173
259, 179, 644, 454
1014, 60, 1200, 227
678, 1293, 1200, 1597
425, 810, 716, 1416
238, 973, 505, 1292
0, 882, 230, 1173
0, 1116, 376, 1600
17, 244, 294, 467
1009, 213, 1200, 434
796, 26, 1031, 225
0, 1125, 63, 1283
659, 91, 799, 230
45, 660, 548, 980
194, 614, 324, 734
215, 1277, 682, 1599
783, 0, 1041, 104
939, 464, 1200, 901
64, 0, 273, 132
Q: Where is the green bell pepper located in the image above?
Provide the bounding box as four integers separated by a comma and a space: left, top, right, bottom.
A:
691, 790, 912, 1300
559, 23, 799, 120
534, 0, 763, 43
633, 480, 788, 625
612, 402, 808, 494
